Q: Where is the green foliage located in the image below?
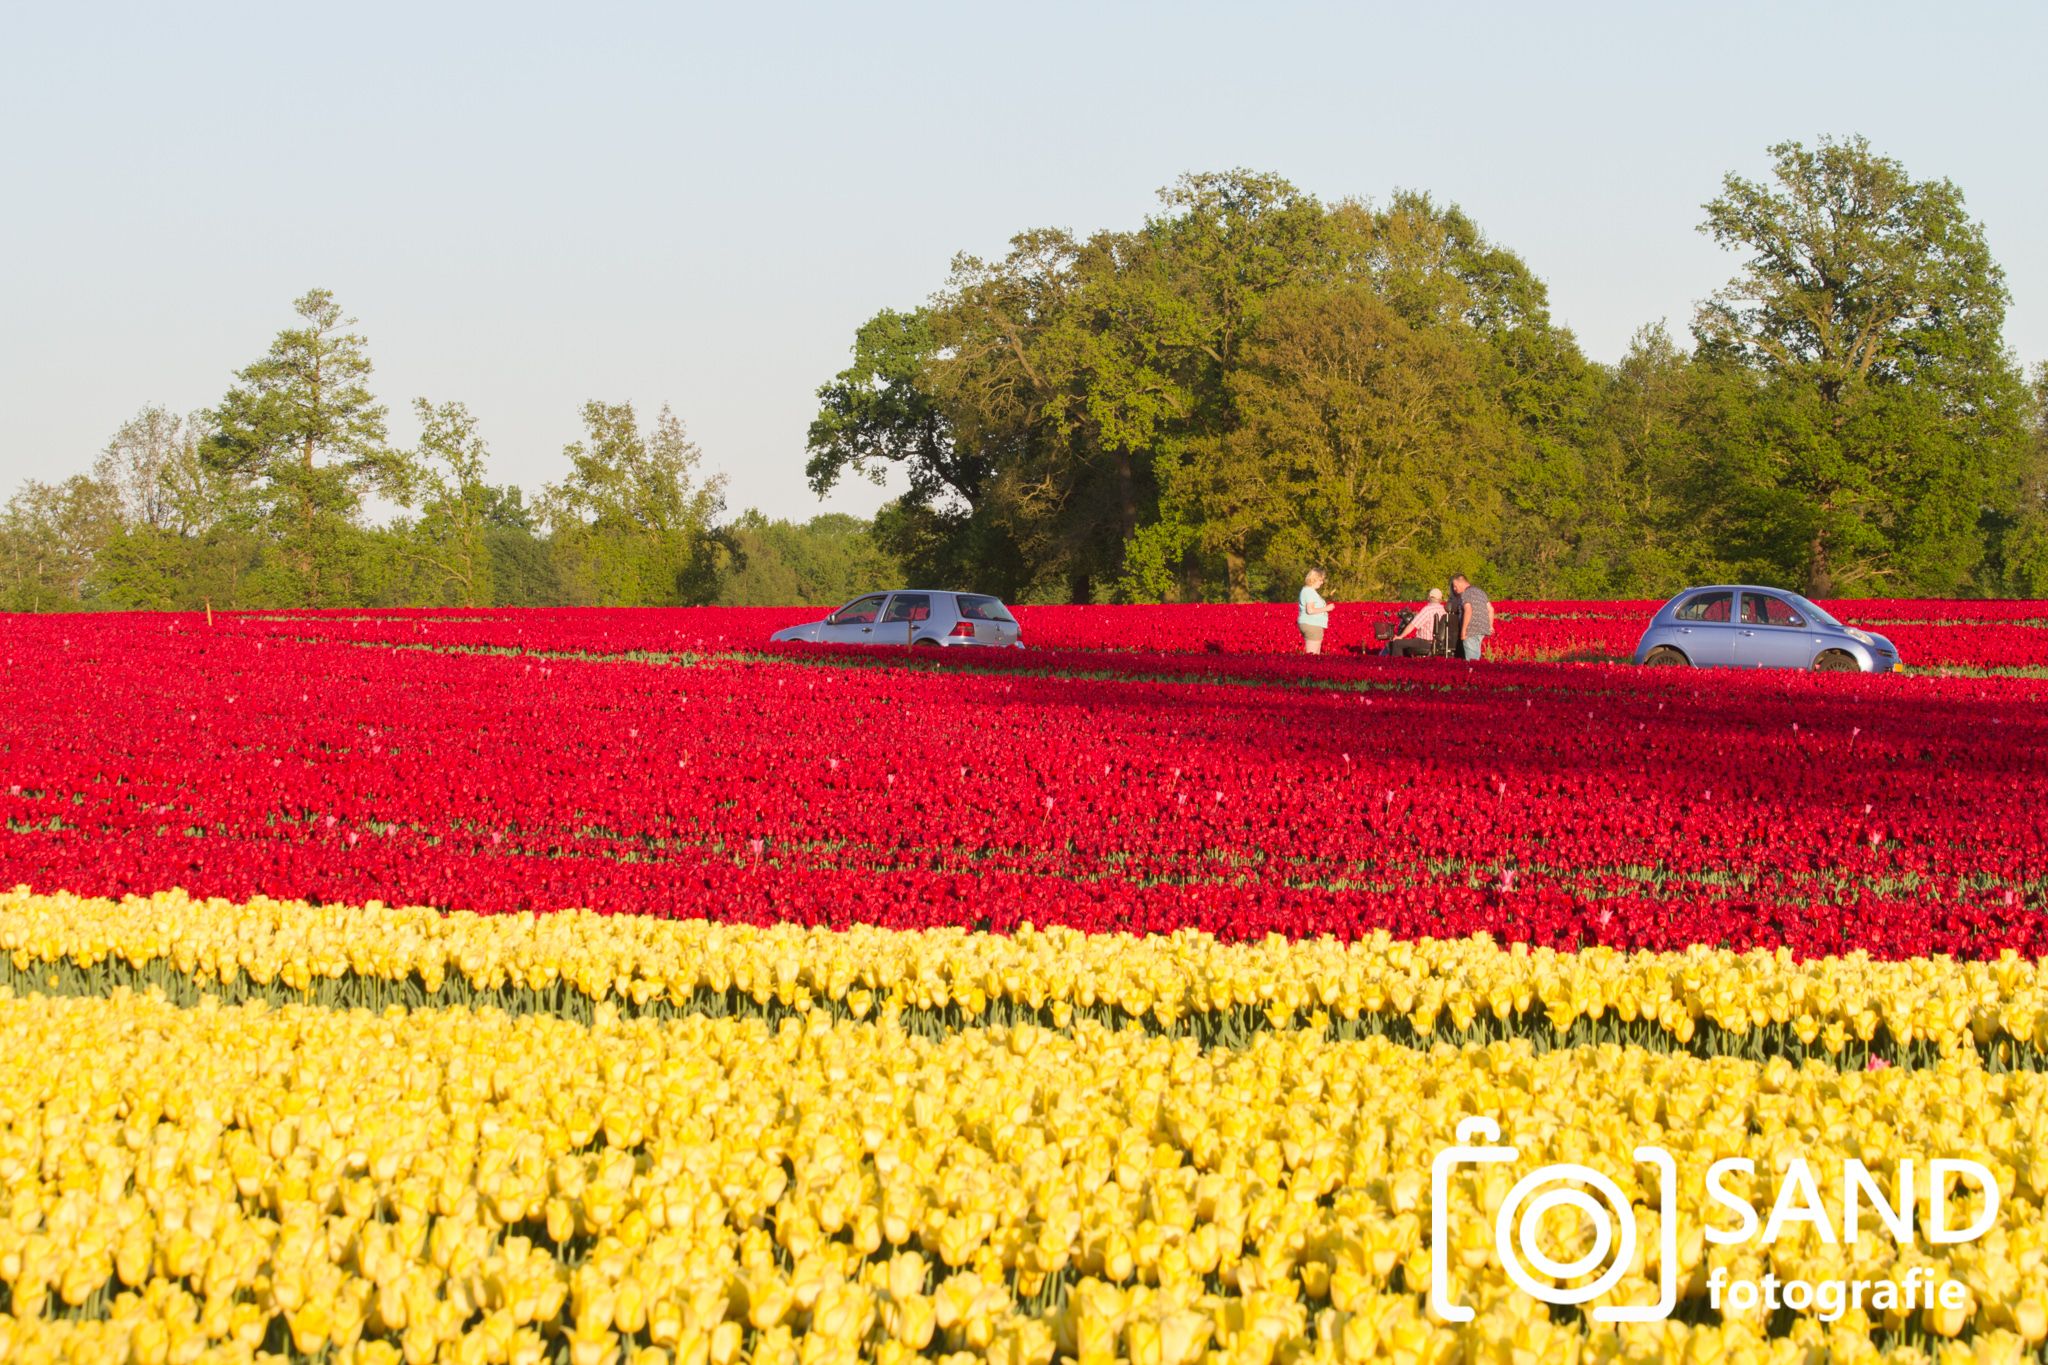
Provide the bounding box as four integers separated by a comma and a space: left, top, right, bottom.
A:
1694, 137, 2030, 596
484, 526, 566, 607
94, 406, 231, 535
713, 512, 906, 606
7, 287, 844, 614
0, 475, 120, 611
1994, 366, 2048, 595
83, 405, 266, 610
9, 953, 2036, 1072
94, 528, 264, 611
10, 144, 2045, 616
541, 402, 727, 605
811, 173, 1601, 603
807, 310, 962, 501
1183, 283, 1511, 597
397, 399, 505, 606
805, 151, 2039, 605
1550, 326, 1728, 595
204, 290, 396, 604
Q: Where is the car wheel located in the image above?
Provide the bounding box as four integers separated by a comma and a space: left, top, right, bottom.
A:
1643, 647, 1689, 667
1814, 651, 1861, 673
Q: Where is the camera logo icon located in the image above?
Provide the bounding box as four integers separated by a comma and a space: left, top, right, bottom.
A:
1429, 1118, 1678, 1323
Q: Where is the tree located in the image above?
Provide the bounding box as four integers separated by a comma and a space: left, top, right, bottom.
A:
808, 172, 1598, 604
807, 310, 964, 504
1183, 285, 1511, 597
89, 406, 257, 610
542, 402, 726, 604
911, 230, 1091, 599
1321, 193, 1603, 597
94, 406, 228, 534
1694, 137, 2029, 595
712, 512, 906, 606
1533, 325, 1807, 597
205, 288, 393, 601
808, 175, 1328, 602
1992, 365, 2048, 595
485, 526, 564, 606
0, 476, 120, 611
399, 399, 501, 606
806, 303, 1040, 592
1098, 173, 1326, 600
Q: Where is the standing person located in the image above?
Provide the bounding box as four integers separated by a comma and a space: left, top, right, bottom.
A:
1389, 588, 1446, 657
1298, 569, 1333, 654
1451, 573, 1492, 660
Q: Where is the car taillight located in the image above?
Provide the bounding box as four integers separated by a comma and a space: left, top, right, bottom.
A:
949, 621, 977, 638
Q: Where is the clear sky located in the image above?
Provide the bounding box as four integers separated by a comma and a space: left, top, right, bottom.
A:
4, 1, 2044, 521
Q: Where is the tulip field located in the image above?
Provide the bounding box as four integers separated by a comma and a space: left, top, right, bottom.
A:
3, 605, 2048, 1365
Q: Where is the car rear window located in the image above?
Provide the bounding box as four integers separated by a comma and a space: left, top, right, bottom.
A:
1674, 591, 1733, 623
955, 595, 1014, 623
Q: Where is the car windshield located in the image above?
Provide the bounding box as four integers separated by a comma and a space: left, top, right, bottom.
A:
1786, 594, 1842, 628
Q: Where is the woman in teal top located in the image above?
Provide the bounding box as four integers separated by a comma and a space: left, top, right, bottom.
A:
1298, 569, 1332, 654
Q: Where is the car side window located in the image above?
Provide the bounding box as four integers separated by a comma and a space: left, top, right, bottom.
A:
956, 595, 1013, 623
1740, 594, 1764, 625
1752, 594, 1806, 627
835, 594, 886, 625
882, 593, 930, 623
1675, 591, 1733, 623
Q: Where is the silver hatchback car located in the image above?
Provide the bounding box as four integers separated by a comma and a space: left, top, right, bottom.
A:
1633, 586, 1903, 673
769, 590, 1024, 648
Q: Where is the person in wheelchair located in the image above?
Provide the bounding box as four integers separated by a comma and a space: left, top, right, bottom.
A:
1386, 588, 1448, 657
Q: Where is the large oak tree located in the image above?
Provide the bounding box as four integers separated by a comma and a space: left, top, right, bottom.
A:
1694, 137, 2029, 595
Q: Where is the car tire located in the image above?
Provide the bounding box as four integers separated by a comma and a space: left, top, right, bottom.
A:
1814, 651, 1861, 673
1643, 647, 1690, 667
913, 638, 941, 648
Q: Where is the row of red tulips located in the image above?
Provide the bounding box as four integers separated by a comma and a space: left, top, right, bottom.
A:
192, 598, 2048, 668
1, 611, 2042, 956
1011, 602, 2048, 666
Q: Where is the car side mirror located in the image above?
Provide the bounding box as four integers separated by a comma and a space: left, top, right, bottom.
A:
823, 613, 838, 626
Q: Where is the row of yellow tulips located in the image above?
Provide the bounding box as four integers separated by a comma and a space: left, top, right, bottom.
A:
2, 988, 2045, 1365
4, 888, 2045, 1063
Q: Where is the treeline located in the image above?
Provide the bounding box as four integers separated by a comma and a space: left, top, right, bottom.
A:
809, 137, 2048, 601
8, 136, 2047, 614
0, 291, 902, 612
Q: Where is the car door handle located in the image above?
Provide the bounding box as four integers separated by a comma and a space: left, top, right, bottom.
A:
861, 626, 872, 633
1739, 630, 1755, 636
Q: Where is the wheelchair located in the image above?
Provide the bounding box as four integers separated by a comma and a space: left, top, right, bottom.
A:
1371, 609, 1455, 658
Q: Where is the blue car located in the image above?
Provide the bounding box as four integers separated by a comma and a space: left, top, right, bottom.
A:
1632, 586, 1903, 673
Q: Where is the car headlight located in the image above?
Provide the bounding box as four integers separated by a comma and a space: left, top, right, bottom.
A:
1846, 628, 1875, 646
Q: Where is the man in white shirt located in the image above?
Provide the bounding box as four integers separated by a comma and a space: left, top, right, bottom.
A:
1389, 588, 1446, 657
